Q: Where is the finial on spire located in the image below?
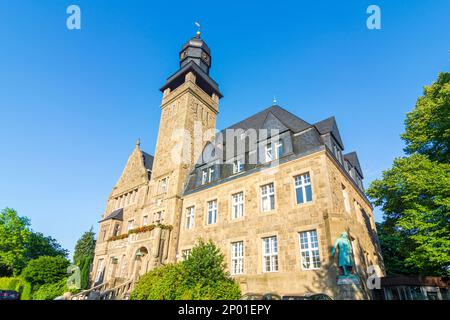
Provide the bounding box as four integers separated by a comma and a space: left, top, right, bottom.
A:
136, 138, 141, 148
195, 21, 201, 38
273, 96, 277, 105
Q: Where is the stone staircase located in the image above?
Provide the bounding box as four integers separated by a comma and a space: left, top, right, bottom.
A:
71, 279, 134, 300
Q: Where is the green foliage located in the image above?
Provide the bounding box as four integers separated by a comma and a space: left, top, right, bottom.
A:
368, 88, 450, 277
32, 278, 68, 300
0, 208, 69, 277
0, 277, 32, 300
0, 208, 32, 276
131, 264, 185, 300
78, 255, 93, 290
131, 239, 241, 300
375, 222, 418, 275
21, 256, 70, 286
25, 232, 68, 261
73, 228, 96, 290
401, 72, 450, 163
73, 227, 96, 265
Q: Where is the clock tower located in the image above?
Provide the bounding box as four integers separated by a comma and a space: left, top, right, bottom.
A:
151, 31, 222, 262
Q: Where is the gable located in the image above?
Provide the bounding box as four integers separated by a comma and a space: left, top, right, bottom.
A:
111, 145, 150, 197
261, 112, 289, 133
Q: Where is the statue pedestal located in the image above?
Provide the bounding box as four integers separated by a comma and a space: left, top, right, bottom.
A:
336, 275, 367, 300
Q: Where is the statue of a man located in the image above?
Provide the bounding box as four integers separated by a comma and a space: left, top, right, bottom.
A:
331, 232, 353, 276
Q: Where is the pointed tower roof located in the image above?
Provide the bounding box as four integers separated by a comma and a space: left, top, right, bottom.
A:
160, 32, 222, 98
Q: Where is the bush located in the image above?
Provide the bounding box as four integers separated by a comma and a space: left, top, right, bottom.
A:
131, 239, 241, 300
32, 278, 68, 300
0, 277, 32, 300
21, 256, 70, 286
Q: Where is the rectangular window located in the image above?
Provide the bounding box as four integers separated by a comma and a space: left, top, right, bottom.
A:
295, 173, 313, 204
113, 224, 121, 236
231, 192, 244, 219
181, 249, 191, 260
208, 167, 214, 182
342, 185, 350, 213
275, 140, 283, 158
159, 178, 168, 193
231, 241, 244, 275
201, 167, 215, 185
233, 159, 244, 174
154, 211, 164, 224
95, 259, 105, 282
127, 220, 134, 232
202, 169, 208, 185
260, 183, 275, 212
207, 200, 218, 225
262, 236, 278, 272
142, 216, 148, 226
299, 230, 321, 270
185, 206, 195, 230
265, 143, 273, 162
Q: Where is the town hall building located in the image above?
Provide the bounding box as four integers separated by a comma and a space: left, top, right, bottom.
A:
89, 31, 384, 300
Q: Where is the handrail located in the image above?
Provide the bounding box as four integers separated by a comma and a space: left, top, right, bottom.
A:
99, 280, 133, 300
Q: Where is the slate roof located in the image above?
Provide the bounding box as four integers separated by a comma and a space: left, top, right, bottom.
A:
160, 60, 223, 98
99, 208, 123, 223
142, 151, 154, 171
314, 116, 344, 149
344, 152, 363, 178
221, 105, 311, 134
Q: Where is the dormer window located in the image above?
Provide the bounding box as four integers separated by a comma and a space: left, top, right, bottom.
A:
265, 140, 283, 162
201, 167, 215, 185
265, 143, 273, 162
233, 158, 244, 174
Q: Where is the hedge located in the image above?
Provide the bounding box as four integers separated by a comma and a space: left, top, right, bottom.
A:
0, 277, 32, 300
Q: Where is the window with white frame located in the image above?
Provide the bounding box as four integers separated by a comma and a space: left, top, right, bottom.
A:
294, 173, 313, 204
260, 183, 275, 212
342, 184, 350, 213
95, 259, 105, 283
127, 220, 134, 232
154, 211, 164, 224
181, 249, 191, 260
185, 206, 195, 230
233, 158, 244, 174
231, 241, 244, 275
206, 200, 218, 225
142, 215, 148, 226
201, 167, 215, 185
299, 230, 321, 270
275, 140, 283, 159
265, 143, 273, 162
231, 192, 244, 219
262, 236, 278, 272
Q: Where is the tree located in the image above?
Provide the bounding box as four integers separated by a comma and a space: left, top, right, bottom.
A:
73, 228, 96, 289
21, 256, 70, 286
0, 208, 31, 276
131, 239, 241, 300
73, 227, 96, 264
401, 72, 450, 163
25, 232, 68, 261
368, 72, 450, 276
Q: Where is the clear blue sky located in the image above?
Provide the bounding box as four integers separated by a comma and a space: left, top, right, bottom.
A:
1, 0, 449, 257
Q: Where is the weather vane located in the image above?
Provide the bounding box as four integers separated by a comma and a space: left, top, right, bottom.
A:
195, 21, 201, 37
